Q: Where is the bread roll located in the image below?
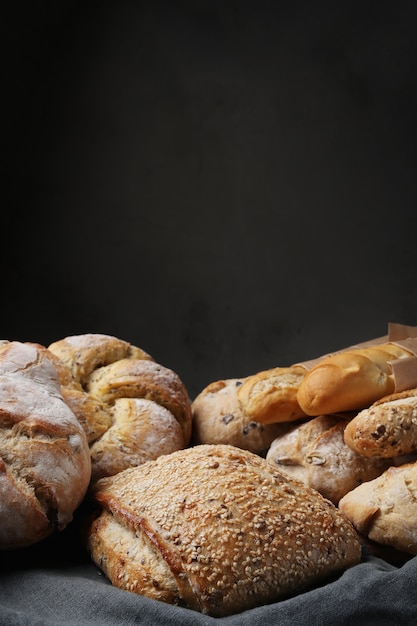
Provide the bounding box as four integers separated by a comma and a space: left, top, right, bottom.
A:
85, 444, 361, 617
48, 334, 192, 482
0, 341, 91, 550
339, 460, 417, 555
237, 366, 307, 424
344, 388, 417, 458
266, 415, 390, 503
297, 342, 414, 416
191, 378, 292, 453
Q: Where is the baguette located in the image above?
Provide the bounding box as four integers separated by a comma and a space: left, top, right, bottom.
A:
297, 342, 415, 416
344, 388, 417, 458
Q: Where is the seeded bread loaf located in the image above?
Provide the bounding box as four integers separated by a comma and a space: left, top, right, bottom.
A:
344, 388, 417, 458
85, 444, 361, 617
266, 414, 391, 503
0, 341, 91, 549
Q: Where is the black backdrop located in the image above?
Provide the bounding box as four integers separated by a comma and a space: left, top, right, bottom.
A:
4, 0, 417, 399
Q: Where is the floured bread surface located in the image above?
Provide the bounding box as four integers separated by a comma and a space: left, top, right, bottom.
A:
339, 460, 417, 555
191, 378, 292, 453
0, 341, 91, 549
48, 334, 192, 481
266, 415, 391, 504
86, 444, 361, 617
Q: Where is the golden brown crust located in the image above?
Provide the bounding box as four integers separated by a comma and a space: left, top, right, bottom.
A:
237, 366, 307, 424
48, 334, 192, 481
344, 388, 417, 458
297, 343, 414, 416
191, 378, 293, 453
266, 415, 390, 503
0, 341, 91, 549
86, 444, 361, 617
339, 460, 417, 555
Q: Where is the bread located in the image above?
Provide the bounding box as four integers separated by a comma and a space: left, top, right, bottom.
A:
339, 460, 417, 555
85, 444, 361, 617
266, 414, 391, 503
191, 378, 293, 453
297, 342, 415, 416
0, 341, 91, 550
48, 333, 192, 482
236, 366, 308, 424
344, 387, 417, 458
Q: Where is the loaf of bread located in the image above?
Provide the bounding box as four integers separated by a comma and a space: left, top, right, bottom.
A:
48, 333, 192, 482
0, 341, 91, 550
85, 444, 361, 617
297, 342, 415, 416
339, 460, 417, 555
266, 414, 391, 503
236, 365, 308, 424
191, 378, 293, 453
344, 388, 417, 458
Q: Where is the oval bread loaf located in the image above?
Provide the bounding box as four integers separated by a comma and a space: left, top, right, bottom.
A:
85, 444, 361, 617
344, 388, 417, 458
48, 334, 192, 482
0, 341, 91, 550
297, 343, 414, 416
266, 415, 391, 503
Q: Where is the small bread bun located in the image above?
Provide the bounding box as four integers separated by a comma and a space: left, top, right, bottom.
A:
0, 341, 91, 550
266, 415, 391, 504
191, 378, 293, 453
344, 388, 417, 458
339, 460, 417, 555
48, 334, 192, 482
237, 366, 307, 424
85, 444, 361, 617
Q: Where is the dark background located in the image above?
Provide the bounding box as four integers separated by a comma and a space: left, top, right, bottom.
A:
3, 0, 417, 399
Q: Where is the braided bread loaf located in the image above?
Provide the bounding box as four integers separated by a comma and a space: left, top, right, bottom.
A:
48, 333, 192, 483
0, 341, 91, 549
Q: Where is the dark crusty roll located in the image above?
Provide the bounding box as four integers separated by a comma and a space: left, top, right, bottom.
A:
85, 444, 361, 617
48, 333, 192, 482
0, 341, 91, 550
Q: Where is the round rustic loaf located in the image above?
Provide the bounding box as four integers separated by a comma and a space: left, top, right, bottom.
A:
47, 333, 192, 482
0, 341, 91, 550
85, 444, 361, 617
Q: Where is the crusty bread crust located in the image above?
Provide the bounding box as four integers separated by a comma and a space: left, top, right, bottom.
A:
48, 334, 192, 482
339, 460, 417, 555
237, 366, 307, 424
0, 341, 91, 549
297, 343, 414, 416
344, 388, 417, 458
266, 415, 391, 503
86, 444, 361, 617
